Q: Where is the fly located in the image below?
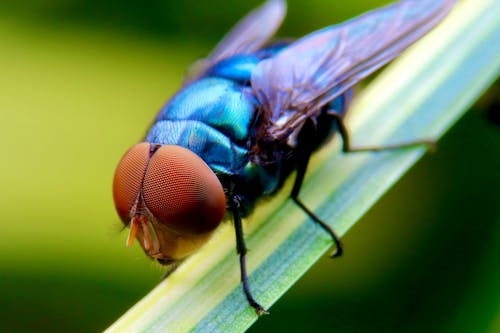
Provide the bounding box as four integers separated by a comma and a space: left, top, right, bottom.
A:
112, 0, 456, 315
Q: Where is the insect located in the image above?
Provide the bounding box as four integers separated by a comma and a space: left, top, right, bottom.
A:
113, 0, 456, 314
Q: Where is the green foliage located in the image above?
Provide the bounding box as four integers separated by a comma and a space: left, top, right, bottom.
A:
106, 0, 500, 332
1, 0, 498, 332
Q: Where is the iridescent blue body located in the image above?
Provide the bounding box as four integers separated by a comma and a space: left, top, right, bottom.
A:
146, 47, 350, 209
145, 0, 455, 213
114, 0, 456, 315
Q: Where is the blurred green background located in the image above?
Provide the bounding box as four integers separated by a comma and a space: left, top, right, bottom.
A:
0, 1, 498, 332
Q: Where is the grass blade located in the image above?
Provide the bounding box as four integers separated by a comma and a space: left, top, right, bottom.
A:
106, 0, 500, 331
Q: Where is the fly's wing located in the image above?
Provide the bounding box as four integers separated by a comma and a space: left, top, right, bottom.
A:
251, 0, 456, 142
184, 0, 286, 84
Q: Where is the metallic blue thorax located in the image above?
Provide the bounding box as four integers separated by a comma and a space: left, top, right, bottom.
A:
147, 77, 254, 172
146, 51, 348, 196
146, 54, 280, 193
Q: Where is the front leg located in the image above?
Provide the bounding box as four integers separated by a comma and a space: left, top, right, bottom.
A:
231, 195, 268, 315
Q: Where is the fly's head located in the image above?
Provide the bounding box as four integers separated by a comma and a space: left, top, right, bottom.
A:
112, 143, 227, 263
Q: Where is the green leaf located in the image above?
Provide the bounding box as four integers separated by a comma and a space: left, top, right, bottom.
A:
106, 0, 500, 332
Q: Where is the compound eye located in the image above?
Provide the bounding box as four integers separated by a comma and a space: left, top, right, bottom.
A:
112, 143, 150, 223
142, 145, 226, 235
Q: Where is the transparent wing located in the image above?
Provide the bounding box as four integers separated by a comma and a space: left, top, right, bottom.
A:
184, 0, 286, 84
251, 0, 456, 140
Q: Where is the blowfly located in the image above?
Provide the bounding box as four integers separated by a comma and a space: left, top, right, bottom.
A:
113, 0, 456, 314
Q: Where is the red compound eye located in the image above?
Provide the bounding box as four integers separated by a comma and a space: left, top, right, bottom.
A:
143, 145, 226, 235
112, 143, 150, 223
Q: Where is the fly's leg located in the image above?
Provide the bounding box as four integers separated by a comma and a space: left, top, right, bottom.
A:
331, 113, 436, 153
291, 142, 343, 258
231, 195, 268, 315
160, 261, 181, 280
289, 111, 435, 259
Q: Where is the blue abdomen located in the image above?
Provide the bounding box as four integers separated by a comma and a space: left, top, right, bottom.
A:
146, 52, 350, 200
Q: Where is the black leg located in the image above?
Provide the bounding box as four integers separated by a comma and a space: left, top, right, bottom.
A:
160, 261, 180, 280
231, 195, 268, 315
291, 142, 343, 258
331, 113, 436, 153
